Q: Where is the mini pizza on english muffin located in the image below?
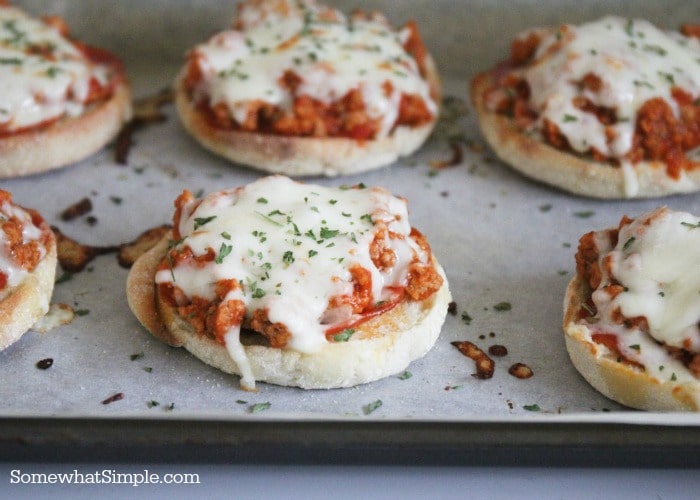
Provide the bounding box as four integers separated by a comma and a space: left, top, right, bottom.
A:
127, 175, 451, 390
0, 2, 131, 178
564, 207, 700, 411
471, 17, 700, 199
174, 0, 441, 177
0, 190, 56, 350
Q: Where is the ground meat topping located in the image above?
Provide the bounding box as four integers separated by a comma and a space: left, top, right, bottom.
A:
487, 17, 700, 185
156, 177, 443, 353
0, 190, 52, 292
184, 0, 436, 140
574, 207, 700, 383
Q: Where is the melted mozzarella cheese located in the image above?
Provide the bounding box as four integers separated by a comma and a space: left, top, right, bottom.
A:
587, 207, 700, 382
155, 176, 428, 386
0, 6, 109, 131
32, 303, 75, 333
0, 198, 47, 297
524, 17, 700, 159
189, 0, 435, 137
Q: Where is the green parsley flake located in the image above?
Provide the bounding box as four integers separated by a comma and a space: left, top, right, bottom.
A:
320, 227, 340, 239
194, 215, 216, 230
46, 66, 62, 78
250, 402, 271, 413
251, 285, 266, 299
461, 312, 472, 325
332, 329, 354, 342
633, 80, 655, 89
493, 302, 512, 312
255, 210, 284, 227
523, 404, 541, 412
215, 243, 233, 264
658, 71, 675, 85
622, 237, 636, 251
364, 399, 383, 415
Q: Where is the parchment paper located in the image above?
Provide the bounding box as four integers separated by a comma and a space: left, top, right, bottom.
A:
2, 0, 700, 423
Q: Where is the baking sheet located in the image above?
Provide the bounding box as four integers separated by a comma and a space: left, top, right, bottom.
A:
2, 0, 700, 433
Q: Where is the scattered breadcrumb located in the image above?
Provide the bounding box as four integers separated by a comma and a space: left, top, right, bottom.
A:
101, 392, 124, 405
117, 224, 171, 268
60, 197, 92, 221
509, 363, 534, 379
451, 340, 495, 379
36, 358, 54, 370
52, 226, 117, 272
488, 345, 508, 357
